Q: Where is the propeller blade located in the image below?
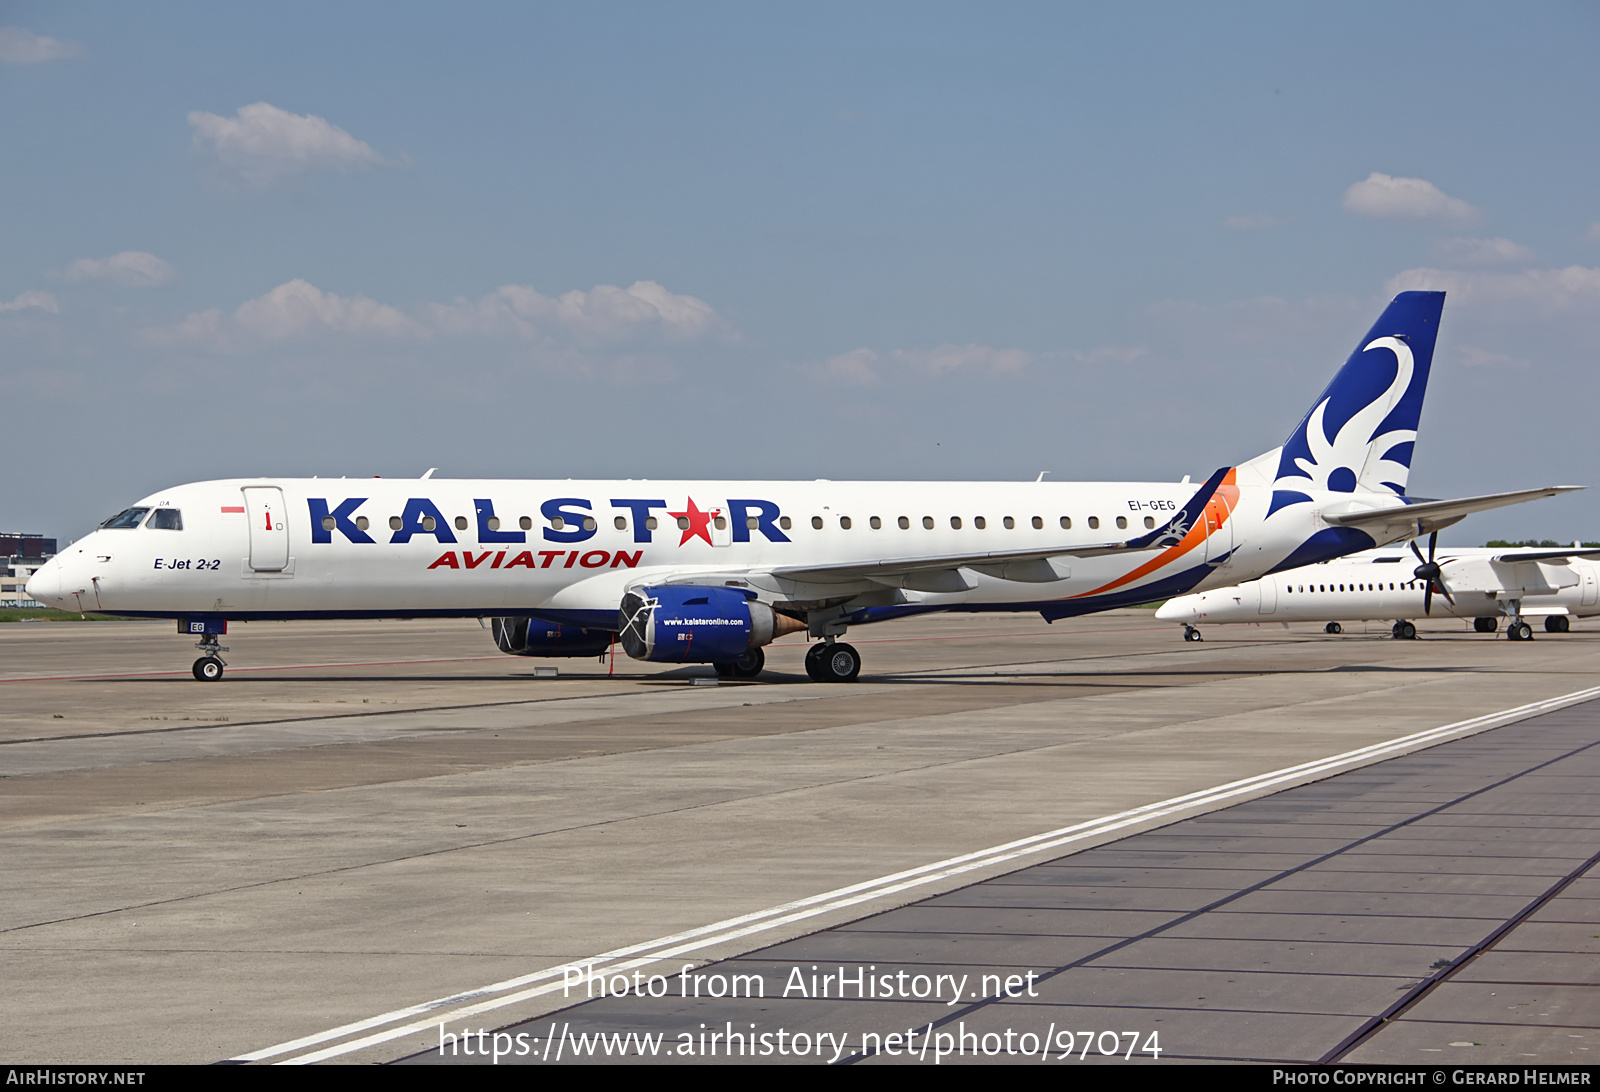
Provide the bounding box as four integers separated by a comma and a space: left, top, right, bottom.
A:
1423, 581, 1433, 615
1436, 580, 1455, 608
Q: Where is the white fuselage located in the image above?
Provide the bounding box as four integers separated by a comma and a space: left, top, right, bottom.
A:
25, 470, 1385, 628
1156, 548, 1600, 627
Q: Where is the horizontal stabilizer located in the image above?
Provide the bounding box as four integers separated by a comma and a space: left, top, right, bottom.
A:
1491, 548, 1600, 563
1320, 485, 1582, 537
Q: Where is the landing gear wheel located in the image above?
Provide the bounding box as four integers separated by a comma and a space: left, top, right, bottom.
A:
810, 642, 861, 682
713, 661, 738, 679
733, 646, 765, 678
193, 656, 224, 681
1474, 617, 1498, 634
1183, 626, 1203, 642
1507, 622, 1533, 641
1325, 622, 1342, 635
1545, 615, 1570, 633
804, 643, 828, 681
1393, 621, 1416, 640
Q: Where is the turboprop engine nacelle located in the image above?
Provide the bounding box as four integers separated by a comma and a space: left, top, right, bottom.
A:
490, 616, 615, 658
618, 585, 805, 663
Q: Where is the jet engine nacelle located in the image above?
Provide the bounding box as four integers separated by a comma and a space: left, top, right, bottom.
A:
618, 585, 803, 663
490, 616, 614, 657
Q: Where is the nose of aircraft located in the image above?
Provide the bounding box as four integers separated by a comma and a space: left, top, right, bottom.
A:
1154, 595, 1198, 622
25, 554, 68, 608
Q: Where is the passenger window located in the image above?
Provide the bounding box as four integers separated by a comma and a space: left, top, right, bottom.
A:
552, 516, 566, 530
583, 517, 597, 531
648, 516, 660, 530
1060, 517, 1071, 529
148, 509, 183, 531
355, 516, 369, 531
1004, 516, 1015, 529
422, 516, 437, 532
390, 516, 403, 530
519, 516, 533, 530
1144, 516, 1155, 529
1116, 516, 1128, 530
812, 516, 824, 530
870, 516, 882, 530
616, 516, 629, 530
778, 516, 790, 531
454, 516, 469, 531
839, 516, 851, 530
680, 517, 692, 530
487, 517, 501, 531
746, 516, 758, 530
321, 516, 336, 531
950, 516, 962, 530
1031, 516, 1043, 530
1087, 516, 1099, 530
974, 516, 986, 530
899, 516, 910, 530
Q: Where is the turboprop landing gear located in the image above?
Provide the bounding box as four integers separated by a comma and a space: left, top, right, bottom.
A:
1391, 620, 1417, 640
805, 641, 861, 682
1545, 615, 1570, 633
1183, 626, 1203, 642
1474, 617, 1498, 634
713, 646, 766, 679
1325, 622, 1343, 635
1506, 621, 1534, 642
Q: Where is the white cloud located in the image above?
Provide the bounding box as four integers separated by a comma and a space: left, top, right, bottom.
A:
1458, 346, 1531, 369
147, 280, 426, 349
61, 251, 177, 288
1387, 265, 1600, 311
146, 278, 728, 355
187, 102, 386, 187
812, 344, 1036, 386
427, 280, 728, 343
0, 27, 81, 63
1429, 237, 1537, 268
1224, 213, 1285, 231
1342, 172, 1481, 225
0, 290, 59, 314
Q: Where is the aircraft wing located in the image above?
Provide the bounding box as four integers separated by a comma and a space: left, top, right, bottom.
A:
1319, 485, 1583, 537
1490, 548, 1600, 563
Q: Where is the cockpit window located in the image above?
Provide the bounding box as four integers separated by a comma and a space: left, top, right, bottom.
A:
147, 509, 183, 531
102, 507, 151, 529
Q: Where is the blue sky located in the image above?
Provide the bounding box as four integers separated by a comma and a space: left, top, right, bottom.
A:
5, 2, 1600, 543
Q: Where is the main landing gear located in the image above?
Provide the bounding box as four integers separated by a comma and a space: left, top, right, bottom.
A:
1545, 615, 1570, 634
192, 634, 228, 681
1474, 617, 1498, 634
1505, 621, 1535, 642
713, 646, 766, 679
805, 641, 861, 682
1183, 626, 1203, 642
1324, 622, 1343, 635
1391, 620, 1417, 640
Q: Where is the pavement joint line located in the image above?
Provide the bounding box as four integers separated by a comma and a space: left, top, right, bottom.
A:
226, 681, 1600, 1065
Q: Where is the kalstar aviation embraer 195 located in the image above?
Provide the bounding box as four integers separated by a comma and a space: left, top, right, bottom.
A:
26, 291, 1578, 682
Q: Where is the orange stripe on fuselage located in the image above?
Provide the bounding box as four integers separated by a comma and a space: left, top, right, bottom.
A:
1070, 469, 1240, 600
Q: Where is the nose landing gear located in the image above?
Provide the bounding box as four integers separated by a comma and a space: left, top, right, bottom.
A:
181, 619, 229, 681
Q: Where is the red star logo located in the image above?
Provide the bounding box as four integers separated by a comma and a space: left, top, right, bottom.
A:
667, 497, 716, 546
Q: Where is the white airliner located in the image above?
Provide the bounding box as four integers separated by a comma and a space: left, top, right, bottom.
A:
1157, 541, 1600, 642
26, 291, 1578, 681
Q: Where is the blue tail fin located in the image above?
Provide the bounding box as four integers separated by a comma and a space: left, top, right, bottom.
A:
1268, 291, 1444, 515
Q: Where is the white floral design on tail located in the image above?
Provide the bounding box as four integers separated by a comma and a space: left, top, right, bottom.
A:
1287, 336, 1416, 494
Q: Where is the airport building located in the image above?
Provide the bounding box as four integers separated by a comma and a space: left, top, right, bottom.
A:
1, 533, 56, 608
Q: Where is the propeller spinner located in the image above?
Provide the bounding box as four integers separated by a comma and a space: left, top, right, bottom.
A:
1409, 531, 1456, 615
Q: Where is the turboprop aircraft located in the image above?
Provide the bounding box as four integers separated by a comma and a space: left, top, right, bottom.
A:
26, 290, 1579, 682
1157, 540, 1600, 642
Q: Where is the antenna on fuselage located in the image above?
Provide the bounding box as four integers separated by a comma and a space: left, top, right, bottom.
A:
1036, 471, 1049, 482
421, 468, 437, 479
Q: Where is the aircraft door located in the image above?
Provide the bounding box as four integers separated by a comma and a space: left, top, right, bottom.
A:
1202, 495, 1233, 566
1257, 576, 1277, 614
243, 487, 290, 571
1583, 568, 1598, 608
